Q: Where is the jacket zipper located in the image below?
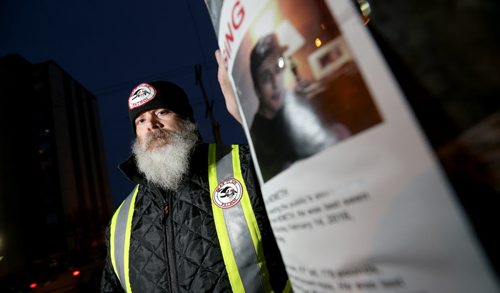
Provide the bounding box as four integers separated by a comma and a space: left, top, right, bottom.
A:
163, 193, 179, 293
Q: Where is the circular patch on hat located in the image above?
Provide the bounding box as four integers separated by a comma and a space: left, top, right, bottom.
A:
212, 178, 243, 209
129, 83, 157, 109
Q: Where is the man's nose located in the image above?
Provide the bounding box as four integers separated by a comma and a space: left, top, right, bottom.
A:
270, 74, 278, 89
147, 118, 164, 131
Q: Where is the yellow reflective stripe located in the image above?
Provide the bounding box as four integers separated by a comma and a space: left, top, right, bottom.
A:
282, 280, 292, 293
232, 145, 272, 293
124, 185, 139, 293
110, 200, 125, 283
208, 144, 245, 293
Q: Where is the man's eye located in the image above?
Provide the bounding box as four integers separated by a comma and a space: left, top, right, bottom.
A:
136, 119, 145, 125
157, 110, 171, 116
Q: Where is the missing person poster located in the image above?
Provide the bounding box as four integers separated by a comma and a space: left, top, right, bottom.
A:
209, 0, 500, 291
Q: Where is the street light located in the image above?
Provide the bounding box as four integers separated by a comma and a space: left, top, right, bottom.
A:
0, 236, 5, 262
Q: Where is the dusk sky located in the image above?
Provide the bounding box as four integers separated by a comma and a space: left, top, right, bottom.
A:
0, 0, 246, 207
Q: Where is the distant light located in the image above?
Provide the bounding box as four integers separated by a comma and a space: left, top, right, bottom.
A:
72, 270, 81, 277
30, 283, 38, 289
360, 1, 371, 17
355, 0, 371, 25
315, 38, 322, 47
0, 256, 4, 262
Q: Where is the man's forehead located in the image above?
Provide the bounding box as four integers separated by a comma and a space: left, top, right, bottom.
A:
136, 107, 172, 118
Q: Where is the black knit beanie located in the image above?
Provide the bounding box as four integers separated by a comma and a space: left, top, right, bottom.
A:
128, 80, 194, 135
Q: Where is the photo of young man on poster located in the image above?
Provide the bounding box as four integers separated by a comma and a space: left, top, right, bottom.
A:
248, 33, 350, 181
231, 0, 382, 182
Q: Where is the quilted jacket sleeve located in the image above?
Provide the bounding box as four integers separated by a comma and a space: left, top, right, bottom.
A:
100, 225, 125, 293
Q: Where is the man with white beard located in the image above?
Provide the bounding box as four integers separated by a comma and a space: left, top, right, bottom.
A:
132, 114, 198, 191
101, 80, 290, 293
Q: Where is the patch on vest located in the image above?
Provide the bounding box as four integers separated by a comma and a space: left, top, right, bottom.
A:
213, 178, 243, 209
128, 83, 156, 109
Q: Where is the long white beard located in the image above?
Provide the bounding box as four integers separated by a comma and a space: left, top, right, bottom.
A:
132, 121, 198, 191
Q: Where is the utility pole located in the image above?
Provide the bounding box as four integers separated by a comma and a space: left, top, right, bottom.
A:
195, 64, 222, 144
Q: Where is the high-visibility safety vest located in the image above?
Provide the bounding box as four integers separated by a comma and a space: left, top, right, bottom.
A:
109, 144, 292, 293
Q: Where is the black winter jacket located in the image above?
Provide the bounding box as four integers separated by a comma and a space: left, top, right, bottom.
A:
101, 144, 288, 292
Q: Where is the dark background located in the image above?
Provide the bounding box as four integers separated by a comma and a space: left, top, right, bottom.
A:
0, 0, 246, 209
1, 0, 499, 291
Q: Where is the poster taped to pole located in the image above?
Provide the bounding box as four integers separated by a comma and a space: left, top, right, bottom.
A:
207, 0, 500, 291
